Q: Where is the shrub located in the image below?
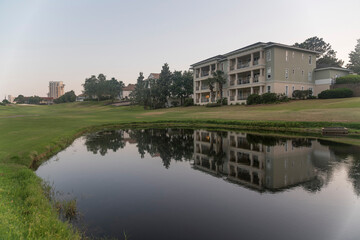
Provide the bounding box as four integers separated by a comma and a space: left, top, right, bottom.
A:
171, 101, 179, 107
335, 75, 360, 84
261, 93, 277, 103
277, 93, 289, 102
205, 103, 222, 107
292, 90, 312, 99
247, 94, 262, 105
184, 98, 194, 107
318, 88, 353, 99
222, 97, 228, 105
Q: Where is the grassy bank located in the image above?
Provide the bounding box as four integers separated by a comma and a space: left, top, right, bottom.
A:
0, 98, 360, 239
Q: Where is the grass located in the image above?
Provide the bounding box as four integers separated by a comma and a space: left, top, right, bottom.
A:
0, 97, 360, 239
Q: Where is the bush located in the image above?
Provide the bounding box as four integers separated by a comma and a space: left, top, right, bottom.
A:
206, 103, 222, 107
222, 97, 228, 105
184, 98, 194, 107
318, 88, 353, 99
54, 91, 76, 104
277, 93, 289, 102
171, 101, 179, 107
335, 75, 360, 84
247, 94, 262, 105
261, 93, 277, 103
292, 90, 312, 99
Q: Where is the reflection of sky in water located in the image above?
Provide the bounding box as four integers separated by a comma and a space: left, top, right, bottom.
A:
36, 129, 360, 240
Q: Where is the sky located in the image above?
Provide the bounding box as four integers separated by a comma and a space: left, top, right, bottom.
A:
0, 0, 359, 98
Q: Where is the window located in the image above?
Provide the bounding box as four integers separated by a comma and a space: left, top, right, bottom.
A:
301, 70, 304, 76
301, 86, 304, 90
285, 50, 288, 61
267, 67, 271, 79
308, 72, 312, 81
285, 86, 289, 96
292, 86, 295, 92
292, 69, 295, 74
267, 86, 271, 93
309, 55, 312, 64
266, 50, 271, 62
285, 69, 289, 79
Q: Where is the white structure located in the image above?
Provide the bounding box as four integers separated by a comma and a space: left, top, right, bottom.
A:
48, 81, 65, 99
7, 95, 15, 103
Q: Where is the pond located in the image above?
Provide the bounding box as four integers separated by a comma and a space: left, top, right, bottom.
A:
36, 129, 360, 240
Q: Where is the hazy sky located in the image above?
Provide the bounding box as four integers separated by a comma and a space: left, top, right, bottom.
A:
1, 0, 359, 98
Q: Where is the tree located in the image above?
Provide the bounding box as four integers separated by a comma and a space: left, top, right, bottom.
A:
210, 70, 226, 103
156, 63, 172, 108
2, 99, 10, 104
14, 95, 25, 104
83, 74, 123, 101
204, 77, 216, 103
294, 36, 344, 68
347, 39, 360, 74
54, 91, 76, 104
83, 75, 98, 100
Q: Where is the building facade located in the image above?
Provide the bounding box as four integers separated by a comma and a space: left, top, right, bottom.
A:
191, 42, 349, 105
48, 81, 65, 99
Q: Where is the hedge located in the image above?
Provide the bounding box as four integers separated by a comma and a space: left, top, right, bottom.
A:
318, 88, 353, 99
335, 75, 360, 84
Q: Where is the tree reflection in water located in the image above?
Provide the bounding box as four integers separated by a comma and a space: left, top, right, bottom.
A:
83, 128, 360, 195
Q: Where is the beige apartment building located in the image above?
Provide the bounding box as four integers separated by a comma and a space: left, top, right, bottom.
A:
191, 42, 350, 105
48, 81, 65, 99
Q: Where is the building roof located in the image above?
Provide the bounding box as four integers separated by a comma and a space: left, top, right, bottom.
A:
314, 67, 351, 72
148, 73, 160, 79
123, 84, 136, 91
190, 41, 319, 67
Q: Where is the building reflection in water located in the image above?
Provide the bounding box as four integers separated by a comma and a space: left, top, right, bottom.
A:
80, 128, 360, 194
193, 130, 337, 192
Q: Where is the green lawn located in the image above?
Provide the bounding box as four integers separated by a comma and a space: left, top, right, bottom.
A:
0, 98, 360, 239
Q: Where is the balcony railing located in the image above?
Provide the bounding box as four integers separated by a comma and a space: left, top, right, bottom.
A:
230, 96, 235, 101
238, 77, 250, 85
201, 85, 209, 90
253, 76, 259, 83
230, 65, 235, 71
196, 86, 199, 91
230, 80, 235, 86
253, 59, 259, 66
201, 72, 209, 77
237, 95, 249, 100
196, 74, 199, 78
237, 62, 250, 69
201, 98, 209, 103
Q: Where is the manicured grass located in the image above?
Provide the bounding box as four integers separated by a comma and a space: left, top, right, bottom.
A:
0, 97, 360, 239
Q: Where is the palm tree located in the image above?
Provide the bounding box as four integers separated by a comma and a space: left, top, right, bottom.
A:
212, 70, 227, 103
204, 77, 216, 103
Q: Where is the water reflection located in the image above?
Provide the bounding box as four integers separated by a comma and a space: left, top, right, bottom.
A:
83, 128, 360, 194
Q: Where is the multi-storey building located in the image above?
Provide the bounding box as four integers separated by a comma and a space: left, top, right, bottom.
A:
191, 42, 349, 105
48, 81, 65, 99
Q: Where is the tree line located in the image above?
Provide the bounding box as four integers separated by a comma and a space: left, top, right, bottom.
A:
130, 63, 193, 109
83, 74, 125, 101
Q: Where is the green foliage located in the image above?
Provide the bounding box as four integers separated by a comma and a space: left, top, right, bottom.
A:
83, 74, 123, 101
294, 36, 344, 67
222, 97, 228, 105
14, 94, 25, 103
346, 39, 360, 74
171, 101, 179, 107
247, 94, 262, 105
184, 98, 194, 107
318, 88, 353, 99
2, 99, 10, 104
335, 75, 360, 84
27, 96, 42, 104
292, 90, 312, 99
170, 70, 193, 106
53, 91, 76, 104
261, 92, 278, 103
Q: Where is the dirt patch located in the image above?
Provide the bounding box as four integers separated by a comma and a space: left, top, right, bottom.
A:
141, 112, 166, 116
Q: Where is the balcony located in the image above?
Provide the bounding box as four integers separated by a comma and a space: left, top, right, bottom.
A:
230, 96, 235, 101
230, 65, 235, 71
196, 73, 199, 78
237, 95, 249, 101
196, 86, 199, 91
201, 72, 209, 77
201, 98, 209, 103
238, 77, 250, 85
253, 59, 259, 66
253, 76, 259, 83
230, 80, 235, 86
196, 99, 199, 103
237, 62, 250, 69
201, 85, 209, 90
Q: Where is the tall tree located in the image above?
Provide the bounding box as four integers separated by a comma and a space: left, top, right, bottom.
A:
294, 36, 344, 68
204, 77, 216, 103
14, 94, 25, 104
211, 70, 226, 103
156, 63, 172, 108
83, 75, 98, 99
347, 39, 360, 74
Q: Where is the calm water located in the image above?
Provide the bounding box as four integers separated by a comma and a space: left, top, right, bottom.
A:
36, 129, 360, 240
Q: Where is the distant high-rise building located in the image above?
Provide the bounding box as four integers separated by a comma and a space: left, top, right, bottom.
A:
48, 81, 65, 99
